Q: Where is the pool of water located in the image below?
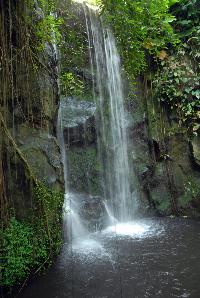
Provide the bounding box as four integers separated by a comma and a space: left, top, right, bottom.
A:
19, 218, 200, 298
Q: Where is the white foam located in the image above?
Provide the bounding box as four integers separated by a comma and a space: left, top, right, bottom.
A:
103, 222, 151, 237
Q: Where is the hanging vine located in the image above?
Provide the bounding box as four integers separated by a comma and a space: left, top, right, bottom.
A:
0, 0, 64, 289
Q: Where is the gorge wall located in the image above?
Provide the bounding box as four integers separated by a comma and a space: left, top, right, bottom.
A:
0, 0, 63, 220
0, 0, 64, 288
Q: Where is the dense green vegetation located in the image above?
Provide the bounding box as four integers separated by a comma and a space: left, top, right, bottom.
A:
154, 0, 200, 135
101, 0, 200, 134
154, 49, 200, 134
1, 183, 63, 286
27, 0, 64, 52
100, 0, 200, 215
101, 0, 180, 76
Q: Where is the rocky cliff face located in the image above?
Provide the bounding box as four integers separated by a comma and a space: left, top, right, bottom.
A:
128, 77, 200, 217
0, 0, 63, 222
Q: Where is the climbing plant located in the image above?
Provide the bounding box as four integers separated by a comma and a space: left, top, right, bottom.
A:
153, 50, 200, 134
153, 0, 200, 135
171, 0, 200, 64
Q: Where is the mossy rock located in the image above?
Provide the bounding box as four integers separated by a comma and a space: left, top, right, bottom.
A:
190, 136, 200, 168
68, 146, 102, 195
17, 125, 63, 190
151, 186, 171, 214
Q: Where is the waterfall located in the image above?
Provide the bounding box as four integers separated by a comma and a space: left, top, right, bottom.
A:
57, 103, 68, 194
83, 5, 134, 222
57, 102, 88, 243
57, 4, 136, 246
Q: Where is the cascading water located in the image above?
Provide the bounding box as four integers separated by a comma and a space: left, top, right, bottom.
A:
57, 104, 68, 194
57, 102, 88, 243
83, 5, 134, 222
57, 3, 137, 246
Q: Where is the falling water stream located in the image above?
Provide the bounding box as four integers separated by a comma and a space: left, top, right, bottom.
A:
58, 3, 136, 245
19, 4, 200, 298
84, 5, 134, 222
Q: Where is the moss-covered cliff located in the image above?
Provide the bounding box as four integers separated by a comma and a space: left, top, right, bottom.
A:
0, 0, 64, 289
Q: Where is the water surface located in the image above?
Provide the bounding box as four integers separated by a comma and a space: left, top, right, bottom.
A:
20, 218, 200, 298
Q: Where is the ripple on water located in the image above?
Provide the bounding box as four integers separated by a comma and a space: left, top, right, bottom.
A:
19, 218, 200, 298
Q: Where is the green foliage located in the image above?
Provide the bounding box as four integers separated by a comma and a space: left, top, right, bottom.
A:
1, 183, 64, 287
101, 0, 180, 76
38, 0, 56, 12
61, 72, 84, 96
171, 0, 200, 62
157, 199, 171, 213
25, 0, 63, 52
172, 0, 200, 39
34, 183, 63, 219
185, 180, 199, 200
82, 0, 102, 5
26, 0, 56, 12
1, 219, 34, 286
153, 50, 200, 134
35, 15, 63, 51
34, 183, 64, 253
153, 1, 200, 135
59, 4, 88, 69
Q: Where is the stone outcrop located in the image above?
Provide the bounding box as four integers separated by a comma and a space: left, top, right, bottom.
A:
0, 0, 63, 222
80, 194, 109, 231
61, 97, 96, 146
127, 78, 200, 216
190, 137, 200, 168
